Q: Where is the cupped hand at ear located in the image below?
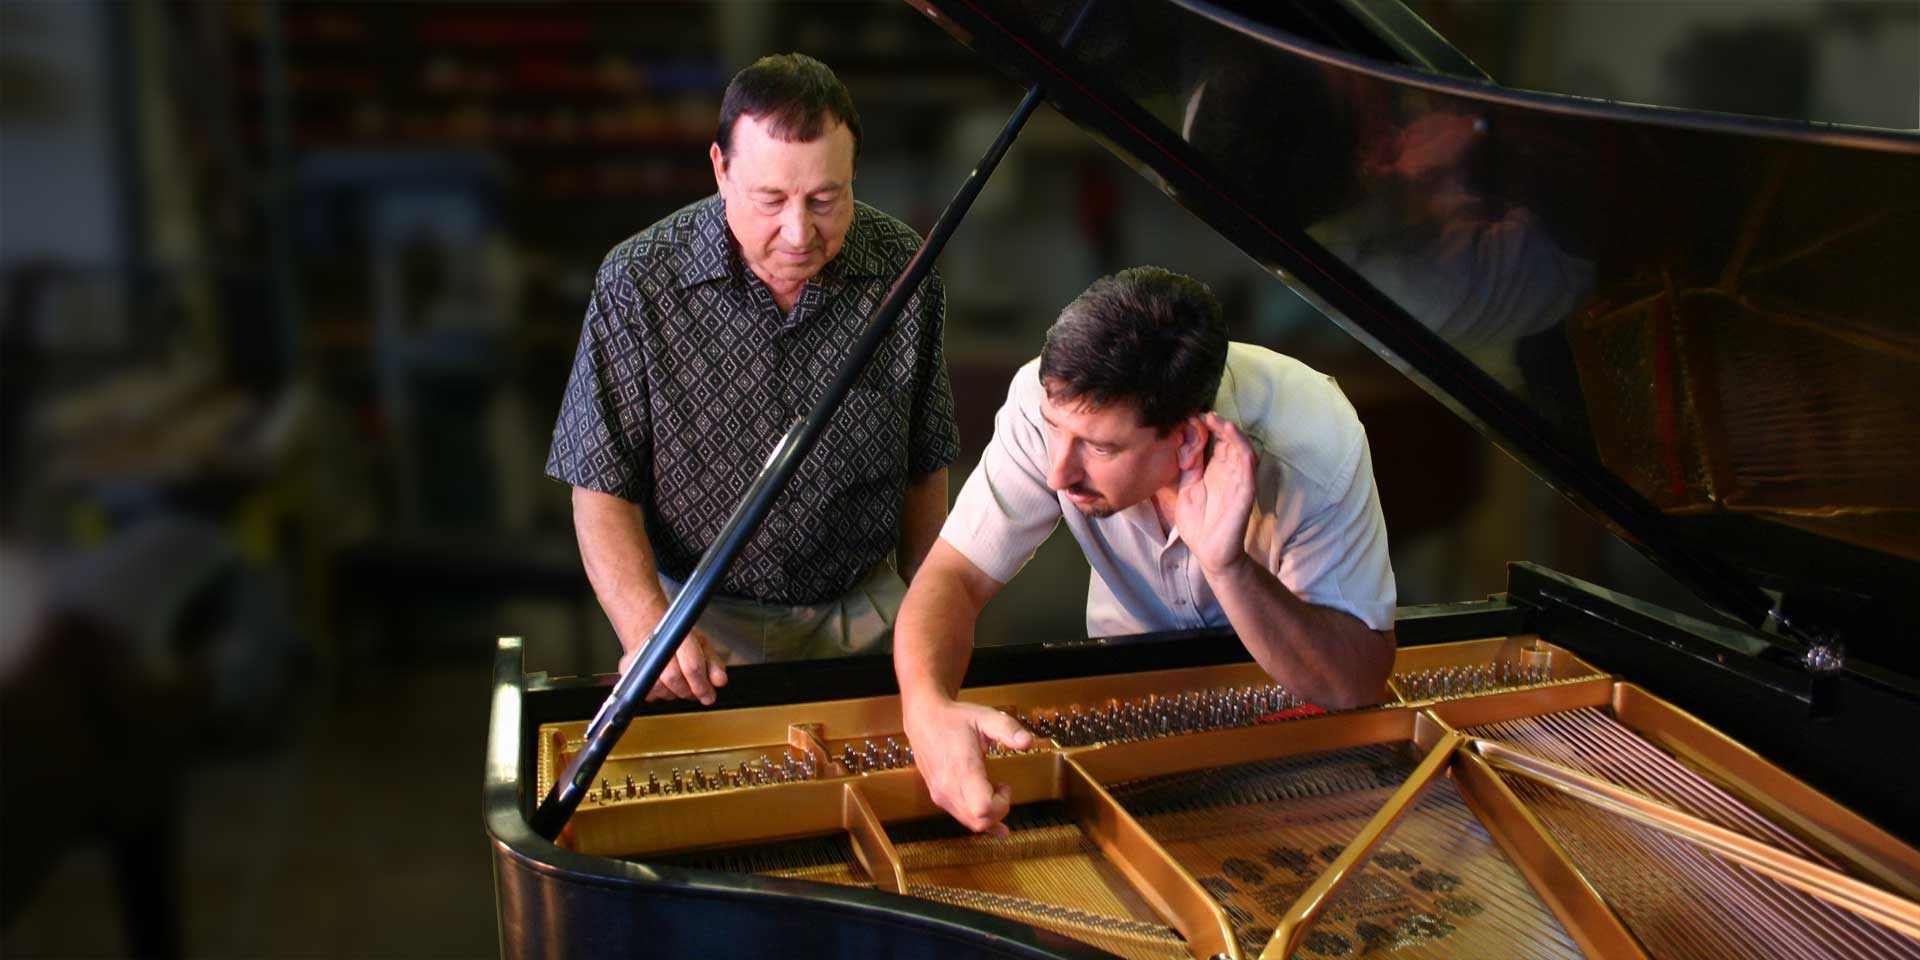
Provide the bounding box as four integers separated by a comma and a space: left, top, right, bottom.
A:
1171, 413, 1257, 576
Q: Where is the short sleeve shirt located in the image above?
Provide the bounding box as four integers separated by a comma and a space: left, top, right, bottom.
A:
545, 194, 959, 605
942, 343, 1396, 636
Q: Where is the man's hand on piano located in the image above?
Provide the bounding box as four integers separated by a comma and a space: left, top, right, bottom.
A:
903, 698, 1033, 836
623, 629, 729, 706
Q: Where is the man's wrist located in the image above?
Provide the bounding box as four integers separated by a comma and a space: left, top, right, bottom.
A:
900, 684, 957, 721
1200, 549, 1258, 582
617, 597, 673, 653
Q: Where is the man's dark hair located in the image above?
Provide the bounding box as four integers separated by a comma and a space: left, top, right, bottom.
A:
1039, 267, 1229, 434
715, 53, 861, 164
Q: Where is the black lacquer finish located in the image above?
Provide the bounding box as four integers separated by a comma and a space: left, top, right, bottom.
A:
515, 600, 1524, 726
911, 0, 1920, 653
900, 0, 1920, 848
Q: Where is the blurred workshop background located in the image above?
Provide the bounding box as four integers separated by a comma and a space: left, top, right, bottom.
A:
2, 1, 1913, 956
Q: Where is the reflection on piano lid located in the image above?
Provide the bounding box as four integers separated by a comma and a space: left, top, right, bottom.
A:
486, 1, 1920, 957
914, 0, 1920, 663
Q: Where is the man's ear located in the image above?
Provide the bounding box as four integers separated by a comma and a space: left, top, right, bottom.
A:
710, 143, 727, 190
1178, 417, 1209, 470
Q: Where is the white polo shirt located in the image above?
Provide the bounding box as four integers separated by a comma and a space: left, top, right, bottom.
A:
943, 343, 1396, 637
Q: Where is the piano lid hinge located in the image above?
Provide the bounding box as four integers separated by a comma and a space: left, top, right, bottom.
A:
1536, 587, 1817, 710
1764, 603, 1845, 674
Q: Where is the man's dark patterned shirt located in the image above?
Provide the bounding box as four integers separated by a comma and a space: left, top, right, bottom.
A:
546, 194, 959, 605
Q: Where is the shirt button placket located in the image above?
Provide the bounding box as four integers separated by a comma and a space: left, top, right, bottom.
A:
1163, 552, 1185, 615
1174, 553, 1201, 626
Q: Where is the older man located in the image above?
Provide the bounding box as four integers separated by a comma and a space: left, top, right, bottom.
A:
547, 54, 957, 704
896, 267, 1397, 833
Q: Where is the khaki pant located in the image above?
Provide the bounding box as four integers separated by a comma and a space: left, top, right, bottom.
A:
657, 560, 905, 665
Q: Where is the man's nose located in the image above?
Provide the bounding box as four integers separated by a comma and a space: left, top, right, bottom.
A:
780, 204, 811, 247
1045, 442, 1080, 491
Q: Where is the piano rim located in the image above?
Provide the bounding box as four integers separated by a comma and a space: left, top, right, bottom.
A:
486, 566, 1920, 958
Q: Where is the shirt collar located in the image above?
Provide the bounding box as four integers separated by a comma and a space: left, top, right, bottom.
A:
1118, 498, 1171, 545
1213, 365, 1242, 425
675, 195, 733, 288
677, 195, 892, 290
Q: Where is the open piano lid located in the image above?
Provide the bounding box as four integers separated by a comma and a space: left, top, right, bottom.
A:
910, 0, 1920, 671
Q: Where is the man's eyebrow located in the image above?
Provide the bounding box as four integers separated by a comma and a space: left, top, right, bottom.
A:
750, 183, 845, 198
1038, 408, 1124, 447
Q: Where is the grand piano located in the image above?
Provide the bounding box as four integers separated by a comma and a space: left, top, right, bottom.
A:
485, 1, 1920, 957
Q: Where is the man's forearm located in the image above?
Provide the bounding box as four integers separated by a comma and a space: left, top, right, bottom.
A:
571, 486, 672, 655
894, 539, 1027, 834
897, 468, 949, 583
894, 539, 998, 705
1205, 557, 1394, 709
895, 577, 978, 703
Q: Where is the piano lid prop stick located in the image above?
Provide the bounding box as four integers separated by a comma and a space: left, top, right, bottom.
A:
531, 1, 1101, 841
